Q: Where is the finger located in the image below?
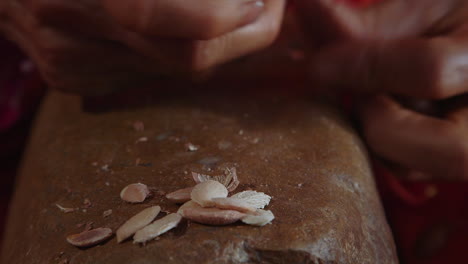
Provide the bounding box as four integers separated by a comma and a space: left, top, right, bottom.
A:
119, 0, 286, 72
187, 0, 285, 70
15, 23, 159, 95
359, 95, 468, 180
296, 0, 458, 43
311, 35, 468, 99
445, 95, 468, 126
101, 0, 265, 39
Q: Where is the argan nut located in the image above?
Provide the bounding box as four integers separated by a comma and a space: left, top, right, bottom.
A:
120, 183, 150, 203
66, 227, 113, 247
133, 213, 182, 243
166, 187, 194, 203
179, 205, 245, 226
116, 206, 160, 243
191, 180, 228, 207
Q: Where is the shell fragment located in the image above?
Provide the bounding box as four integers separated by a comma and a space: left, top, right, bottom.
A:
242, 209, 275, 226
120, 183, 150, 203
192, 167, 239, 192
231, 190, 271, 209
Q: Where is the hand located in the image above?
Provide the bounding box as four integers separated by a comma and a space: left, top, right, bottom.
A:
296, 0, 468, 180
0, 0, 285, 95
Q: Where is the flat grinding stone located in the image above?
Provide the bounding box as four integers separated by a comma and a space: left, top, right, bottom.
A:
1, 88, 397, 263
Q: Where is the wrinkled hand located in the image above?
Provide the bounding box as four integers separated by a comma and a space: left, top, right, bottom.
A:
0, 0, 285, 94
297, 0, 468, 180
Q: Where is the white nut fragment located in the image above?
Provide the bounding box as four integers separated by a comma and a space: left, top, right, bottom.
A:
231, 191, 271, 209
56, 204, 76, 213
66, 227, 113, 247
179, 206, 246, 225
116, 206, 160, 243
211, 197, 256, 213
185, 143, 199, 152
166, 187, 194, 203
120, 183, 150, 203
242, 209, 275, 226
133, 213, 182, 244
191, 180, 228, 207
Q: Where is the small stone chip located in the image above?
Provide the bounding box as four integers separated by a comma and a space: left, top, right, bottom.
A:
191, 180, 228, 207
166, 187, 194, 203
103, 209, 113, 218
185, 143, 199, 152
241, 209, 275, 226
217, 140, 232, 150
136, 137, 148, 143
83, 198, 92, 208
66, 227, 113, 248
58, 259, 69, 264
101, 164, 109, 171
231, 190, 271, 209
83, 222, 94, 231
132, 121, 145, 131
133, 213, 182, 244
120, 183, 150, 203
211, 197, 256, 213
116, 206, 161, 243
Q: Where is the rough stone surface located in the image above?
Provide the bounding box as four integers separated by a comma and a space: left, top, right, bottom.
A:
0, 86, 398, 263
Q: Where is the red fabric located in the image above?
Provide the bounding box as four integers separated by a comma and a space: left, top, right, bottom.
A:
375, 164, 468, 264
0, 38, 45, 248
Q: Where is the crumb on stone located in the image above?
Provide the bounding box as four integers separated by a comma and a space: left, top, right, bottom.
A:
136, 137, 148, 143
83, 198, 92, 208
185, 143, 199, 152
132, 121, 145, 131
103, 209, 113, 218
56, 204, 76, 213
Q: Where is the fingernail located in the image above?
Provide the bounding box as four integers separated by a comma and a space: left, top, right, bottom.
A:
240, 1, 265, 26
254, 1, 265, 7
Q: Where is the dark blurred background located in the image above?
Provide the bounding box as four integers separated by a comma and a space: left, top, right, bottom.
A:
0, 37, 45, 248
